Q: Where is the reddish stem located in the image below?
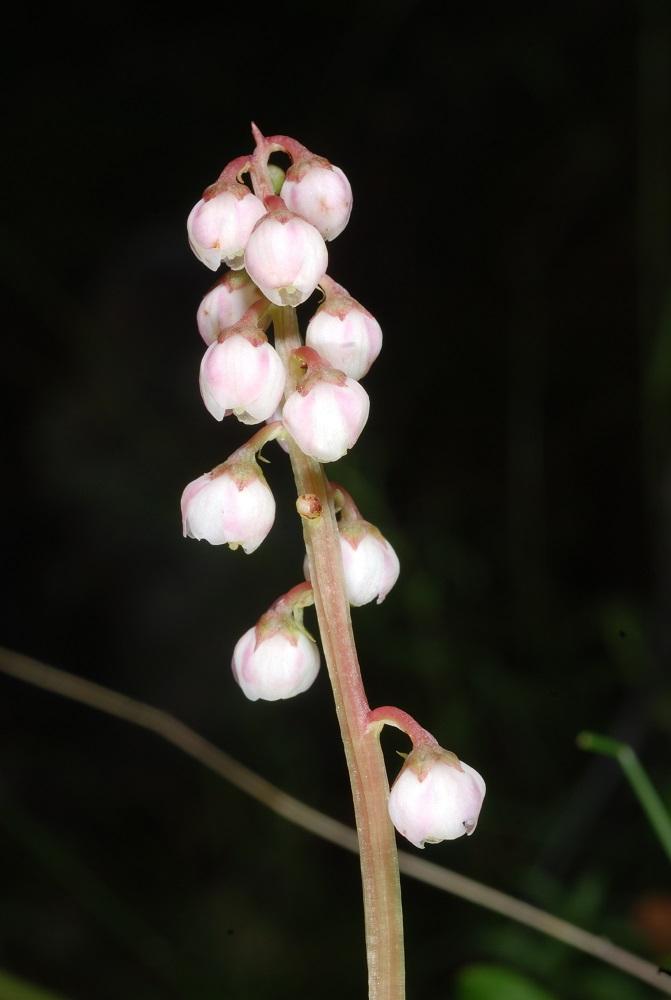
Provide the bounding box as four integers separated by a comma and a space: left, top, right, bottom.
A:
273, 306, 405, 1000
330, 482, 363, 523
368, 707, 439, 750
218, 155, 252, 185
248, 130, 405, 1000
250, 124, 281, 200
270, 581, 315, 615
264, 133, 311, 162
226, 421, 284, 465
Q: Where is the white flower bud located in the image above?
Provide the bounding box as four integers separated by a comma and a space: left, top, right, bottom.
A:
339, 522, 400, 606
199, 332, 286, 425
232, 624, 320, 701
388, 749, 486, 849
244, 207, 328, 307
180, 463, 275, 554
282, 375, 369, 463
281, 160, 353, 241
306, 299, 382, 381
187, 184, 266, 271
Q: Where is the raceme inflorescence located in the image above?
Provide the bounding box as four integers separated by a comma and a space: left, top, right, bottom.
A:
181, 124, 485, 999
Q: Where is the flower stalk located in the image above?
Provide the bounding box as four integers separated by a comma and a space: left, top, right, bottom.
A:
183, 124, 482, 999
273, 303, 405, 1000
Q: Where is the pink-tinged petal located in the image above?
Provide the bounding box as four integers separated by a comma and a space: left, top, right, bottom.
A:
388, 757, 486, 849
180, 474, 211, 536
187, 189, 266, 271
231, 627, 320, 701
199, 336, 286, 425
180, 468, 275, 553
282, 163, 353, 241
306, 307, 382, 381
196, 273, 262, 345
244, 211, 328, 307
339, 530, 400, 607
282, 379, 369, 463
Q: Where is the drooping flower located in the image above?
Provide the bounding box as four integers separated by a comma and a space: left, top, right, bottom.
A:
282, 347, 369, 463
388, 747, 486, 849
232, 582, 320, 701
187, 182, 266, 271
199, 327, 286, 425
181, 458, 275, 554
306, 279, 382, 380
281, 157, 353, 241
232, 624, 320, 701
244, 203, 327, 307
338, 521, 400, 606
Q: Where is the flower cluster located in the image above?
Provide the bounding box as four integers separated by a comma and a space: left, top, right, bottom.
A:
180, 125, 484, 850
182, 129, 384, 552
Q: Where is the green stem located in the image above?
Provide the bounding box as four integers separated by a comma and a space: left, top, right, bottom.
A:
577, 731, 671, 863
274, 305, 405, 1000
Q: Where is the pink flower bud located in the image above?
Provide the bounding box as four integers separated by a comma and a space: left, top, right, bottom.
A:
199, 330, 286, 425
187, 183, 266, 271
232, 624, 320, 701
282, 373, 370, 463
339, 522, 400, 606
196, 272, 263, 345
281, 159, 353, 241
181, 461, 275, 553
244, 206, 328, 307
388, 748, 486, 849
306, 292, 382, 381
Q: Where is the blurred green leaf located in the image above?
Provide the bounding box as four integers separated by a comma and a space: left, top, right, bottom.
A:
0, 968, 69, 1000
455, 963, 558, 1000
577, 732, 671, 863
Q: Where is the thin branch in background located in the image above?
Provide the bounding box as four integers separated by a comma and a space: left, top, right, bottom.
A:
577, 730, 671, 864
1, 647, 669, 996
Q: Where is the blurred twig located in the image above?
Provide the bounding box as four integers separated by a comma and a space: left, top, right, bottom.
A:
1, 647, 669, 996
578, 730, 671, 864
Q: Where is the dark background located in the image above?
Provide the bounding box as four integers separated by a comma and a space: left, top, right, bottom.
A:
2, 3, 671, 998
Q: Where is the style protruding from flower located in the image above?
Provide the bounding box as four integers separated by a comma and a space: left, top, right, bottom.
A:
244, 197, 328, 307
187, 180, 267, 271
232, 582, 320, 701
306, 275, 382, 381
280, 150, 353, 241
180, 424, 283, 553
199, 301, 286, 424
282, 347, 370, 463
196, 271, 263, 345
